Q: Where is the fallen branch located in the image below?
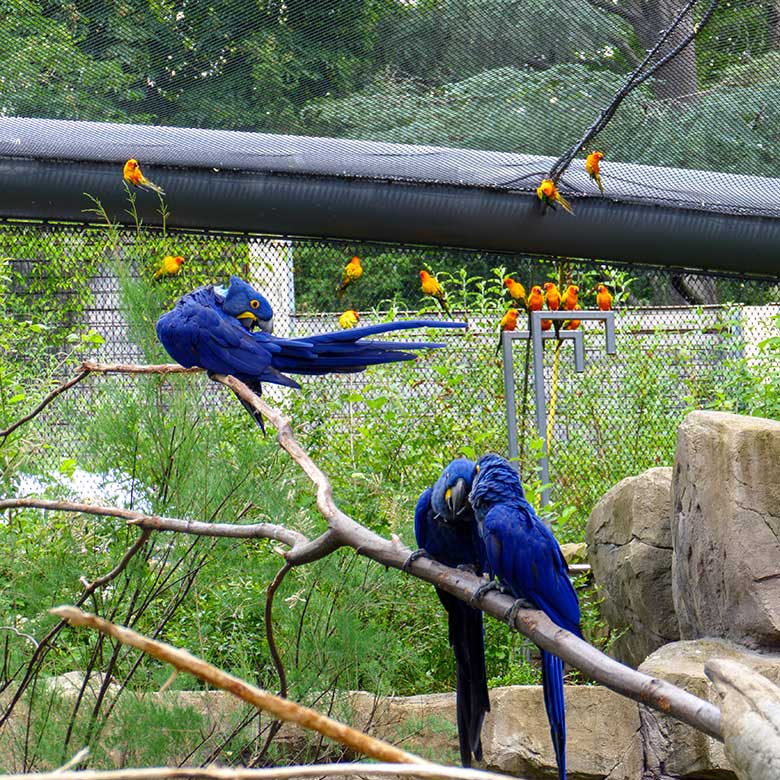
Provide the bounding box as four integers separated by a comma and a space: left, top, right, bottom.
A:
0, 763, 522, 780
51, 606, 428, 766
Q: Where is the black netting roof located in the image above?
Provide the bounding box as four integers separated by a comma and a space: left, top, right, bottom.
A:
2, 116, 780, 220
2, 0, 780, 266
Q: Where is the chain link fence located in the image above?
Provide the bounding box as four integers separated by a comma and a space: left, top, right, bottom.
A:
4, 219, 779, 532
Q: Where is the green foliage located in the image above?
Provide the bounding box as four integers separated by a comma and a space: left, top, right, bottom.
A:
4, 218, 780, 767
304, 64, 650, 154
0, 0, 143, 121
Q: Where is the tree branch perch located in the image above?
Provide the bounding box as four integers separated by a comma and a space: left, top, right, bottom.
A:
3, 362, 723, 742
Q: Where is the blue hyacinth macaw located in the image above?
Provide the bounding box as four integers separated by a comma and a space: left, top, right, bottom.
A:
156, 276, 465, 427
469, 453, 581, 780
413, 457, 490, 768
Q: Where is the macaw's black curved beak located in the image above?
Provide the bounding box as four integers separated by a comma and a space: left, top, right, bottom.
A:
445, 477, 469, 519
237, 313, 274, 333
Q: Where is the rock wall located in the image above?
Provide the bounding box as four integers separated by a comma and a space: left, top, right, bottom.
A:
671, 411, 780, 649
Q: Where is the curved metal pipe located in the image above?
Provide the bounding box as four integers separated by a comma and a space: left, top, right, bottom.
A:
1, 117, 779, 275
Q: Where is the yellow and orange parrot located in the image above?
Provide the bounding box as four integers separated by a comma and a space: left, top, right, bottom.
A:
541, 318, 552, 331
565, 305, 582, 330
543, 282, 561, 311
596, 284, 613, 311
336, 256, 363, 296
123, 159, 165, 195
536, 178, 573, 215
419, 270, 452, 317
504, 277, 527, 309
561, 284, 579, 311
527, 285, 544, 312
585, 151, 605, 194
338, 309, 360, 329
496, 308, 520, 354
153, 255, 185, 280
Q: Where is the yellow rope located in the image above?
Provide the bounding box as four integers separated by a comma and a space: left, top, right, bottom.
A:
546, 338, 563, 452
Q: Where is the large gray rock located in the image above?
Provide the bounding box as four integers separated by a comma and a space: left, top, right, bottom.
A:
705, 658, 780, 780
586, 467, 680, 667
672, 411, 780, 649
346, 684, 642, 779
481, 685, 642, 780
638, 639, 780, 779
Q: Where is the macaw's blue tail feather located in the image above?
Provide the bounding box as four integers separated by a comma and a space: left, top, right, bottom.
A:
305, 320, 465, 343
437, 588, 490, 768
292, 339, 449, 354
541, 651, 566, 780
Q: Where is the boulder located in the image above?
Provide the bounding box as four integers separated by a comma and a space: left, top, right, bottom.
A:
43, 671, 122, 703
705, 658, 780, 780
347, 684, 642, 779
480, 685, 641, 780
586, 467, 679, 667
672, 411, 780, 649
638, 639, 780, 779
344, 690, 462, 764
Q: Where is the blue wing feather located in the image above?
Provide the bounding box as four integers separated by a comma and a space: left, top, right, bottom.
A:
414, 478, 489, 768
542, 651, 567, 780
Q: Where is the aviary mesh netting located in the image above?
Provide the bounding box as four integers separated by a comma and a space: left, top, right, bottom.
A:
2, 0, 780, 211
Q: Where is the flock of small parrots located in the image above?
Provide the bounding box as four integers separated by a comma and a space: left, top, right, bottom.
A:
124, 153, 611, 342
124, 154, 616, 780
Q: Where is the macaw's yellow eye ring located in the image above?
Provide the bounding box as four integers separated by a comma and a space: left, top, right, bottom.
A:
250, 299, 260, 309
475, 464, 480, 474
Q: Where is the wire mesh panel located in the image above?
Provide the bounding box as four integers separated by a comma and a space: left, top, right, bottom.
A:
4, 219, 779, 537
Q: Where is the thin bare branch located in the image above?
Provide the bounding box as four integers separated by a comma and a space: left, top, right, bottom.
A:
266, 563, 292, 699
0, 762, 522, 780
0, 498, 307, 549
255, 562, 293, 764
0, 513, 153, 729
50, 606, 429, 766
86, 529, 151, 590
0, 371, 90, 440
0, 626, 39, 649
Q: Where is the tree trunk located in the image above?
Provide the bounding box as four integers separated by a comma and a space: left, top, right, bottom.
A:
633, 0, 699, 103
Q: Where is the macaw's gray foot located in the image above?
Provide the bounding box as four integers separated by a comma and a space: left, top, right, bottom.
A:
504, 597, 535, 625
456, 563, 478, 575
470, 579, 507, 607
403, 548, 431, 573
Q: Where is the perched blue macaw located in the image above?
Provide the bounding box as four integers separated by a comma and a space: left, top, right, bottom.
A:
413, 457, 489, 768
156, 276, 465, 427
469, 454, 581, 780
